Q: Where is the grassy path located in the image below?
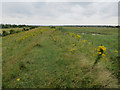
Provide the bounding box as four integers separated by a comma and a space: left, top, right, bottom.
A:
2, 27, 119, 88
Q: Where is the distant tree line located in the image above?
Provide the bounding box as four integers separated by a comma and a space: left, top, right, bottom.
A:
1, 27, 36, 36
0, 24, 39, 37
54, 25, 119, 28
0, 24, 38, 29
0, 24, 119, 37
1, 24, 119, 28
2, 28, 28, 36
39, 25, 119, 28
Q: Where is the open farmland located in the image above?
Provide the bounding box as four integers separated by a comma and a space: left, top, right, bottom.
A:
1, 26, 119, 88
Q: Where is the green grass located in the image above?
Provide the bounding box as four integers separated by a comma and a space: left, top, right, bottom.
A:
57, 27, 118, 51
59, 27, 118, 35
2, 27, 119, 88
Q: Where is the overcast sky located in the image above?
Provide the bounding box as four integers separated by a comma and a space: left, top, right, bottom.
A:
1, 0, 119, 25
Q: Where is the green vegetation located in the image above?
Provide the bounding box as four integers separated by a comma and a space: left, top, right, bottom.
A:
10, 30, 16, 34
2, 31, 9, 36
58, 27, 118, 52
0, 24, 38, 29
2, 26, 119, 88
0, 26, 37, 36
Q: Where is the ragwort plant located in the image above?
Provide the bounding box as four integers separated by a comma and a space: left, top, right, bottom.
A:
92, 45, 107, 69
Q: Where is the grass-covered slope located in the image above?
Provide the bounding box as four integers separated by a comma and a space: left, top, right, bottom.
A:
2, 27, 119, 88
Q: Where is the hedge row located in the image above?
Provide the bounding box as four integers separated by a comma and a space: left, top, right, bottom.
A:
1, 28, 31, 36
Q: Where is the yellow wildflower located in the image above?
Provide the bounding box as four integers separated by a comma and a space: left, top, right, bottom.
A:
114, 50, 118, 53
70, 48, 75, 52
72, 44, 75, 46
102, 54, 105, 56
17, 78, 20, 81
76, 34, 81, 38
82, 40, 86, 43
98, 52, 102, 54
97, 48, 100, 52
98, 46, 106, 52
69, 33, 76, 37
88, 42, 91, 45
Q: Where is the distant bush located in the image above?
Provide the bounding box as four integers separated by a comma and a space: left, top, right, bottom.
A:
22, 28, 29, 31
29, 27, 36, 29
2, 31, 9, 36
26, 29, 29, 31
16, 30, 21, 33
10, 30, 16, 34
50, 26, 56, 28
22, 28, 26, 31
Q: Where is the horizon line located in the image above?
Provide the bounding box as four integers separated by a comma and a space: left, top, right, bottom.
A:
1, 23, 119, 26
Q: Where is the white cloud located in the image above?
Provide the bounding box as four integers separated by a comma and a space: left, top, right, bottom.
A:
1, 2, 118, 25
2, 0, 120, 2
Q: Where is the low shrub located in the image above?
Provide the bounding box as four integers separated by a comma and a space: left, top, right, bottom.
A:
50, 26, 56, 28
26, 29, 29, 31
22, 28, 26, 31
22, 28, 29, 31
10, 30, 16, 34
16, 30, 21, 33
2, 31, 9, 36
29, 27, 36, 29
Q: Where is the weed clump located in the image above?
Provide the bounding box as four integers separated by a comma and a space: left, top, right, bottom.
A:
19, 62, 26, 70
34, 44, 41, 47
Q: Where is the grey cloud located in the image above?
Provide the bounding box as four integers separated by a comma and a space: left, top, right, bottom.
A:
2, 2, 33, 17
2, 2, 118, 25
